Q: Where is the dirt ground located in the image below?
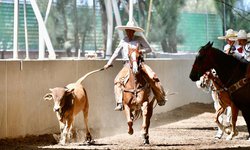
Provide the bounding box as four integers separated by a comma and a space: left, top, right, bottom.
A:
1, 102, 250, 150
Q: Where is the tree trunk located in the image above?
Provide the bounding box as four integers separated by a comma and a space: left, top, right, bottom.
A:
168, 28, 177, 53
161, 39, 168, 52
62, 5, 68, 42
73, 0, 80, 57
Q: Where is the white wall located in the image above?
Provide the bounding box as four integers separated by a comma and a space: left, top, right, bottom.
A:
0, 59, 212, 139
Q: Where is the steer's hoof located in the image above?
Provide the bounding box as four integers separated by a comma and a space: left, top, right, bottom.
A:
59, 140, 66, 145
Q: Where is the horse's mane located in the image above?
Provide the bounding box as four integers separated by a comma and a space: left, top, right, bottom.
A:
209, 46, 248, 85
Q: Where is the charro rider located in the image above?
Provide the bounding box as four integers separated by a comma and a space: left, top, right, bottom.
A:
217, 29, 239, 57
104, 20, 167, 111
235, 30, 250, 78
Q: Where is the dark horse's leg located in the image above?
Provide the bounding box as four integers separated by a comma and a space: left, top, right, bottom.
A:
141, 99, 154, 144
241, 110, 250, 139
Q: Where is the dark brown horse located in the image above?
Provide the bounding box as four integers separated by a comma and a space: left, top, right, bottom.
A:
190, 42, 250, 139
122, 45, 155, 144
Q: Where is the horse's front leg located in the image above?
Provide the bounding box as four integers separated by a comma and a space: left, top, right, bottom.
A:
141, 100, 153, 144
226, 106, 239, 140
124, 104, 133, 135
215, 107, 226, 135
212, 93, 224, 139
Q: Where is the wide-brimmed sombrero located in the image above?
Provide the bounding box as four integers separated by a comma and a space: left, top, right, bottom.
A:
218, 29, 237, 41
115, 21, 144, 32
236, 29, 249, 40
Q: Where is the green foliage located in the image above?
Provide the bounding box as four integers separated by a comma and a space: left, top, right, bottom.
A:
46, 1, 94, 50
214, 0, 250, 32
148, 0, 185, 52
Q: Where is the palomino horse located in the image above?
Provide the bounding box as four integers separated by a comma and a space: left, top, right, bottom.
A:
198, 70, 239, 140
190, 42, 250, 140
122, 45, 155, 144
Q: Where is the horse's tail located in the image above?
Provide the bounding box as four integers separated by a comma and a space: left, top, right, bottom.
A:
133, 109, 142, 121
76, 67, 104, 84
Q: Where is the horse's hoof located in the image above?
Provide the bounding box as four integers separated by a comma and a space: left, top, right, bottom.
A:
235, 131, 239, 136
85, 135, 94, 145
85, 139, 95, 145
143, 139, 149, 145
215, 131, 223, 139
142, 134, 149, 145
128, 129, 134, 135
225, 128, 231, 134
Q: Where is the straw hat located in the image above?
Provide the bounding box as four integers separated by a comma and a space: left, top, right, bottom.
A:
115, 21, 144, 32
237, 30, 248, 40
218, 29, 237, 40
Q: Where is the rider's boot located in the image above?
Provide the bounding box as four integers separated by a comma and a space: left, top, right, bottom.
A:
152, 81, 167, 106
114, 84, 124, 111
114, 103, 123, 111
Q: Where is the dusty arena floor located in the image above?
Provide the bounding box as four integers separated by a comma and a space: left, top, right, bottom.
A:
1, 103, 250, 150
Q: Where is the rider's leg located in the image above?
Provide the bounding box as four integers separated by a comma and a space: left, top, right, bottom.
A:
114, 64, 129, 111
141, 64, 166, 106
114, 83, 123, 111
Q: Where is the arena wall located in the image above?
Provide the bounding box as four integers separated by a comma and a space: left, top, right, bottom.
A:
0, 59, 212, 139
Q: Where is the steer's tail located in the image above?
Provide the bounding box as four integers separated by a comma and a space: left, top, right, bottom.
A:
76, 67, 105, 84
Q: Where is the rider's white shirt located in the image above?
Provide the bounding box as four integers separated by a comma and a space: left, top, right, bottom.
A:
243, 43, 250, 61
224, 43, 243, 60
106, 36, 152, 66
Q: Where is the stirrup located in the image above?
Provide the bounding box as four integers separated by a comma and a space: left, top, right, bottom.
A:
114, 103, 123, 111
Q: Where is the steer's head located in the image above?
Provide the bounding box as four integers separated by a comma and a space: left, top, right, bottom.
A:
43, 87, 74, 116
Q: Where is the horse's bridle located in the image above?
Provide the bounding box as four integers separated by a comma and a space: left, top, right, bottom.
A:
128, 47, 143, 68
124, 46, 148, 100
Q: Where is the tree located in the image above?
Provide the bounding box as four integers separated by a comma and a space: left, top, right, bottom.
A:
214, 0, 237, 31
99, 0, 107, 55
149, 0, 185, 53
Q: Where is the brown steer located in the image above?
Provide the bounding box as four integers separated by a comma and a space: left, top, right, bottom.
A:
44, 75, 94, 145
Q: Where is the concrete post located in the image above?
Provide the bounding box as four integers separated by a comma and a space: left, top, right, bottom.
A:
104, 0, 113, 59
129, 0, 133, 22
111, 0, 124, 40
30, 0, 56, 59
13, 0, 19, 59
23, 0, 29, 59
